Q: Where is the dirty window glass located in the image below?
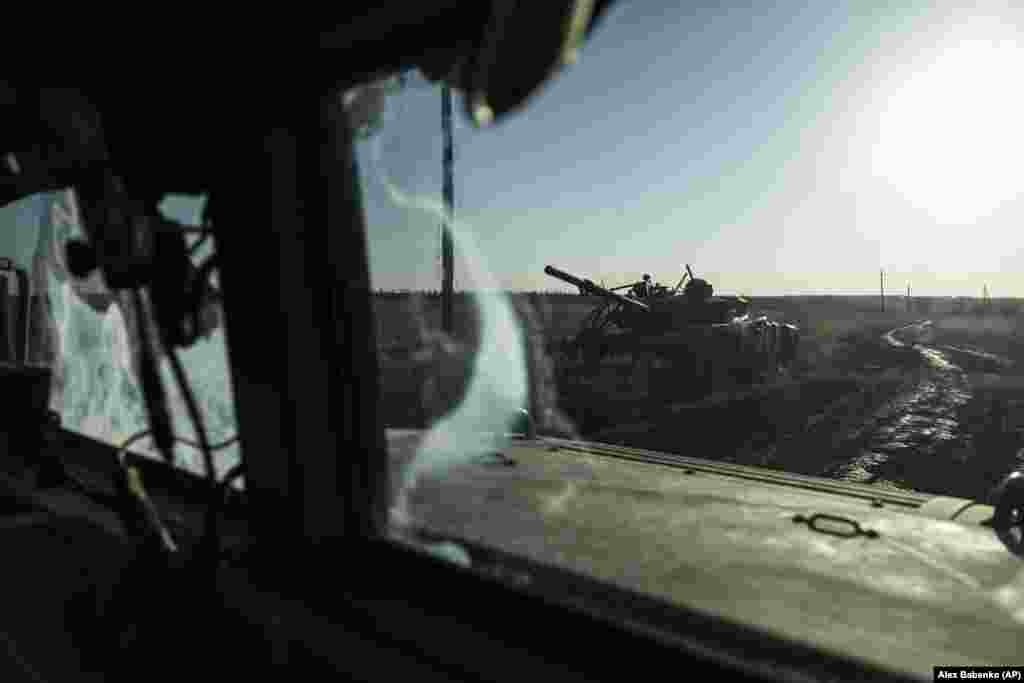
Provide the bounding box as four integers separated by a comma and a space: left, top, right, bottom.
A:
0, 190, 240, 479
357, 1, 1024, 674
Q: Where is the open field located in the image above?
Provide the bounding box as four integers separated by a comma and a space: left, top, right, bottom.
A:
373, 292, 937, 425
373, 291, 1022, 344
375, 291, 1024, 499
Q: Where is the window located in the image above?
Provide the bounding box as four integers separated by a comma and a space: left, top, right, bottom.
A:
0, 189, 240, 481
352, 2, 1024, 677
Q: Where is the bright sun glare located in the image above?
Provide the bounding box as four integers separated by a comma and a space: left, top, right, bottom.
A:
870, 16, 1024, 224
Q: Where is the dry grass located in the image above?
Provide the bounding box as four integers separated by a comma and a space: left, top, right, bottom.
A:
374, 293, 1021, 434
373, 293, 923, 421
376, 292, 1024, 500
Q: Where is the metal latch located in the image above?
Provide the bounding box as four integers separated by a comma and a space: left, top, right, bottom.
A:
793, 512, 879, 539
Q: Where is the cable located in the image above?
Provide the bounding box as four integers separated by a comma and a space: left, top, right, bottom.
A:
117, 428, 155, 464
117, 430, 239, 487
218, 461, 246, 505
163, 347, 223, 572
108, 428, 179, 554
180, 253, 220, 345
219, 461, 245, 487
116, 430, 238, 462
181, 433, 238, 453
126, 204, 224, 567
119, 214, 228, 563
189, 198, 216, 257
194, 253, 218, 284
114, 428, 240, 559
132, 290, 176, 464
187, 230, 213, 257
164, 352, 215, 485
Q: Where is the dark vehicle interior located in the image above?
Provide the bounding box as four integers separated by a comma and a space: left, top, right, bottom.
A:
0, 3, 1018, 681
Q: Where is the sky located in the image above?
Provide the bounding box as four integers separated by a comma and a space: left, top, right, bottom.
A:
356, 0, 1024, 297
1, 3, 1024, 298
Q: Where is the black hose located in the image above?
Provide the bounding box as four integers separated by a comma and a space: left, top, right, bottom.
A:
164, 348, 220, 570
132, 290, 176, 464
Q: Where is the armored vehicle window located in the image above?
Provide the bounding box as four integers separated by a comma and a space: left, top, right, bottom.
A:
0, 190, 240, 481
356, 2, 1024, 676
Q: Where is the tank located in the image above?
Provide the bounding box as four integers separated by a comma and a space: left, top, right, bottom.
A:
544, 264, 800, 400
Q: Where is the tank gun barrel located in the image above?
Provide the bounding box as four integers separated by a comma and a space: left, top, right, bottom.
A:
544, 265, 649, 311
544, 265, 588, 291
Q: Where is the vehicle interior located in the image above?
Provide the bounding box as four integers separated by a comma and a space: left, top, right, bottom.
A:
0, 3, 1023, 681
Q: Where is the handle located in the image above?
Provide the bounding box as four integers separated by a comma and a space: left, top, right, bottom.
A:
793, 513, 879, 539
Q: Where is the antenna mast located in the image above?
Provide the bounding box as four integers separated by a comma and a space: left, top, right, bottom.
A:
441, 85, 455, 334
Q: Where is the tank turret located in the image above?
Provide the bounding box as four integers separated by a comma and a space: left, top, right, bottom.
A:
684, 278, 712, 301
544, 263, 801, 398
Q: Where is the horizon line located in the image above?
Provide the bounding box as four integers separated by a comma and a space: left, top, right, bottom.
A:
371, 289, 1020, 300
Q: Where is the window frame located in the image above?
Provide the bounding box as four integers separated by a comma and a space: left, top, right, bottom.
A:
202, 97, 917, 682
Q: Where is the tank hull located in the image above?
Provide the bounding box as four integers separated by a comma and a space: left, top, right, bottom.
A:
557, 316, 800, 408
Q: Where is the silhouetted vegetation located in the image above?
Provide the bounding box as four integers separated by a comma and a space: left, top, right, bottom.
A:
373, 289, 584, 299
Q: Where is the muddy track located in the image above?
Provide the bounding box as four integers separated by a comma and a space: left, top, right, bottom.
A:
821, 322, 970, 485
382, 315, 1022, 499
775, 320, 1015, 497
581, 317, 1024, 500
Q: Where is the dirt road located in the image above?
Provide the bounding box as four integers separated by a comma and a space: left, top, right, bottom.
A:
777, 319, 1020, 498
821, 321, 972, 486
592, 318, 1024, 500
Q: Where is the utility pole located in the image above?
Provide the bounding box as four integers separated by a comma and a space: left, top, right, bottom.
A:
441, 85, 455, 334
880, 269, 885, 312
907, 283, 911, 313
